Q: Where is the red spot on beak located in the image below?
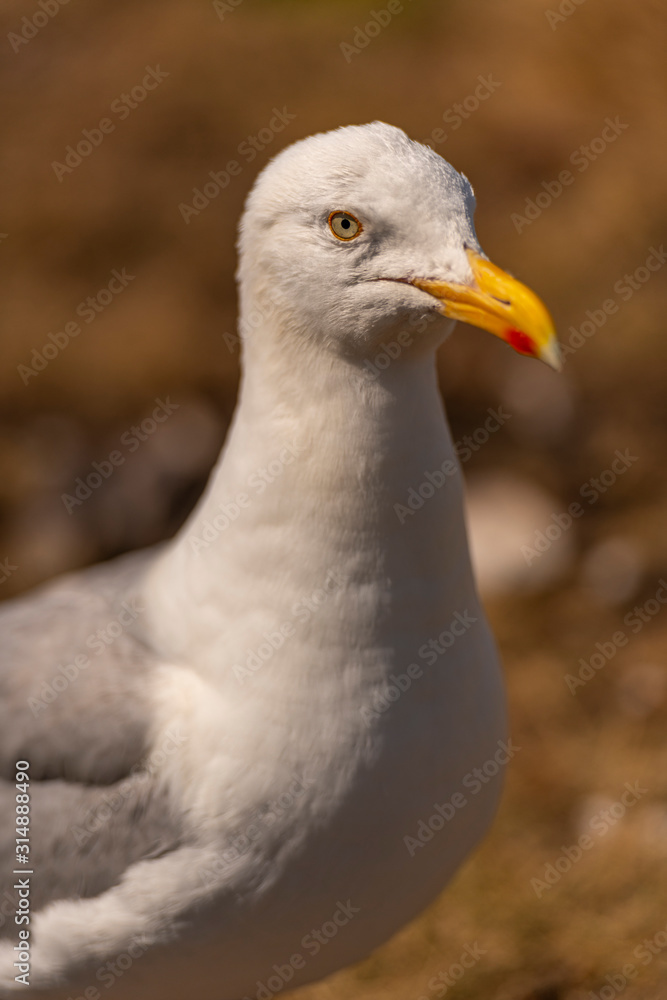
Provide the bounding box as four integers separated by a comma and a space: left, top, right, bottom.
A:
506, 328, 536, 357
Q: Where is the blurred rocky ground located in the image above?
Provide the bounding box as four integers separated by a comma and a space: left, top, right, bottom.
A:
1, 0, 666, 997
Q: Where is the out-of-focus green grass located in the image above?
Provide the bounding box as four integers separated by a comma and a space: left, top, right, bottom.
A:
1, 1, 666, 997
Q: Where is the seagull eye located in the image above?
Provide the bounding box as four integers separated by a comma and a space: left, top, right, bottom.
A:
328, 211, 362, 241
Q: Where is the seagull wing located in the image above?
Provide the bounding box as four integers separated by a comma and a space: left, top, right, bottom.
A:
0, 550, 185, 936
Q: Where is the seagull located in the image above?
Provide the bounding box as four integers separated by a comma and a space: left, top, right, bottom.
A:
0, 122, 559, 1000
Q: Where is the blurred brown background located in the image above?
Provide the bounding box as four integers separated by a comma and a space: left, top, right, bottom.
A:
2, 0, 667, 997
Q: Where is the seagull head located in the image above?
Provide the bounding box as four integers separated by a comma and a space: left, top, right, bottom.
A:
238, 121, 560, 371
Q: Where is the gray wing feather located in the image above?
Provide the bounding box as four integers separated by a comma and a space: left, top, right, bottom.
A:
0, 549, 159, 784
0, 548, 186, 932
0, 775, 184, 941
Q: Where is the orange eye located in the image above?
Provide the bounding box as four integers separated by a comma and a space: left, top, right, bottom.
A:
328, 211, 362, 240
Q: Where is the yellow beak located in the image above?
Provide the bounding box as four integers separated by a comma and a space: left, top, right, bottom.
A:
412, 248, 561, 371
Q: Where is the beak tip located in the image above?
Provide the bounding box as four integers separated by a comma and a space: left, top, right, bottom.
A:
539, 339, 563, 372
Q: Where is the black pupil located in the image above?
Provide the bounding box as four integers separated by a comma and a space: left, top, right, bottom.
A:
341, 218, 351, 229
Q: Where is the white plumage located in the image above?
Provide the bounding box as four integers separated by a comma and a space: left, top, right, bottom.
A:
0, 122, 559, 999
